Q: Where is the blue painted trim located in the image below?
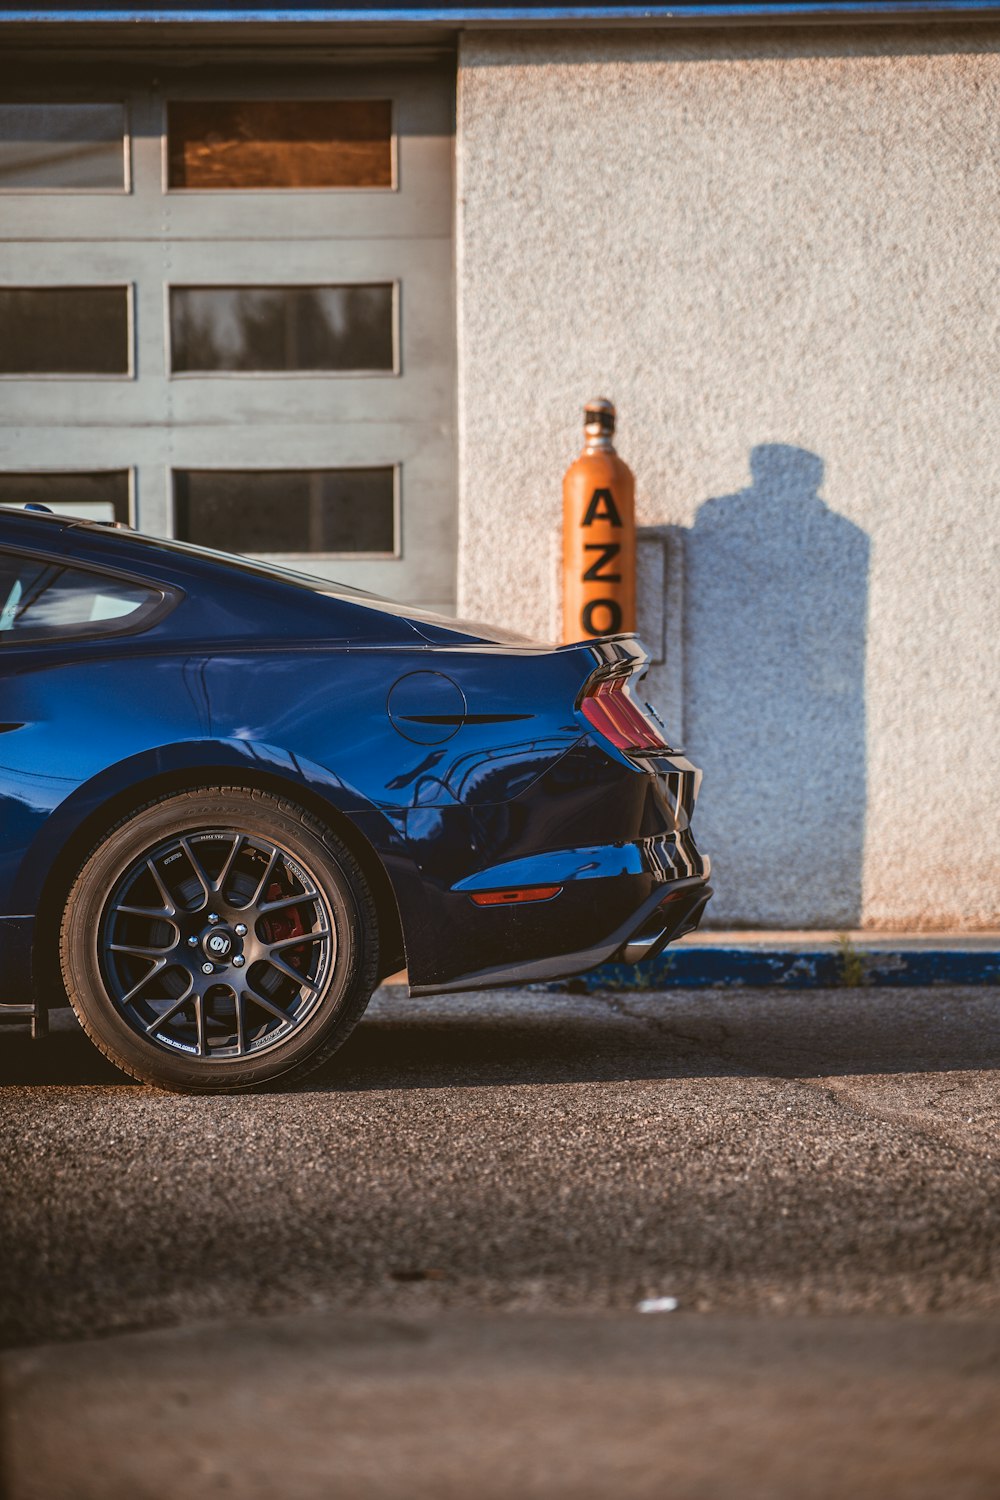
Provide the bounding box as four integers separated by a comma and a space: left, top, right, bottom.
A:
562, 945, 1000, 990
4, 3, 1000, 22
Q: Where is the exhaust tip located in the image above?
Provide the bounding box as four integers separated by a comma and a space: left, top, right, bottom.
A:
620, 926, 669, 964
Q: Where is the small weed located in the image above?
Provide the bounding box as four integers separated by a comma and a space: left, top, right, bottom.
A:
630, 953, 675, 991
836, 932, 868, 988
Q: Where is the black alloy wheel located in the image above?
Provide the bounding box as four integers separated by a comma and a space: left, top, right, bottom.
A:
60, 787, 379, 1092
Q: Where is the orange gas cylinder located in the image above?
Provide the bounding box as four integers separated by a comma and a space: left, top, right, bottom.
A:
562, 398, 636, 642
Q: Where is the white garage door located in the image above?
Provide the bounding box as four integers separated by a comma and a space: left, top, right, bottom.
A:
0, 57, 456, 611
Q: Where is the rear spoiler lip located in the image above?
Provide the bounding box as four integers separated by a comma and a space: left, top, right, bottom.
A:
561, 634, 651, 709
556, 632, 647, 665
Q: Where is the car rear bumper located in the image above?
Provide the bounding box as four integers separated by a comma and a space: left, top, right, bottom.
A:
409, 830, 712, 995
367, 733, 711, 995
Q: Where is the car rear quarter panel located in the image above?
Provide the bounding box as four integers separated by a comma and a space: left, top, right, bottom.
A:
0, 636, 594, 998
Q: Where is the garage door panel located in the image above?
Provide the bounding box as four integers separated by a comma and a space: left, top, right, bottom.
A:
159, 419, 446, 466
0, 374, 453, 431
0, 386, 447, 429
0, 380, 453, 430
0, 385, 149, 426
0, 247, 451, 423
0, 235, 452, 285
151, 160, 452, 241
156, 236, 450, 279
164, 378, 453, 427
0, 243, 146, 282
0, 144, 446, 237
2, 420, 454, 579
1, 70, 452, 243
0, 426, 167, 471
0, 191, 452, 245
165, 430, 454, 604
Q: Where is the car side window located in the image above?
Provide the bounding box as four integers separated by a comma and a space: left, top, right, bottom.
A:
0, 549, 161, 642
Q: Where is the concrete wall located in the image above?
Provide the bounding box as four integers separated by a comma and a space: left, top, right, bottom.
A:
456, 24, 1000, 930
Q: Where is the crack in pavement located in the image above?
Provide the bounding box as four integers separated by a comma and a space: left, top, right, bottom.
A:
587, 987, 999, 1162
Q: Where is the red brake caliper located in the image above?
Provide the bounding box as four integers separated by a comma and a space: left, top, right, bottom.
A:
259, 881, 307, 970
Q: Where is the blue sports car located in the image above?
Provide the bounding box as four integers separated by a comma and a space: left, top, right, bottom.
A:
0, 507, 711, 1091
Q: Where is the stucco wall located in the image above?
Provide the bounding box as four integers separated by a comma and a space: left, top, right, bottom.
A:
456, 25, 1000, 929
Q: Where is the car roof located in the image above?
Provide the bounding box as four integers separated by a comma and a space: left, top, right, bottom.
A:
0, 506, 544, 648
0, 506, 367, 595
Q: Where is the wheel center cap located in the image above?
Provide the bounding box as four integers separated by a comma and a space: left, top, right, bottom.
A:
202, 927, 235, 962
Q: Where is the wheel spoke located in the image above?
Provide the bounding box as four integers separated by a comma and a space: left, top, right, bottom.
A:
115, 903, 173, 920
109, 941, 175, 959
233, 991, 245, 1054
214, 833, 244, 896
256, 891, 321, 917
194, 992, 207, 1055
262, 953, 321, 994
178, 837, 212, 905
244, 983, 295, 1027
144, 978, 195, 1034
145, 860, 176, 918
265, 929, 330, 954
119, 957, 167, 1006
243, 846, 280, 910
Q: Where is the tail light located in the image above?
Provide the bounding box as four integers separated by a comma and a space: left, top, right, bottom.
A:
580, 674, 671, 754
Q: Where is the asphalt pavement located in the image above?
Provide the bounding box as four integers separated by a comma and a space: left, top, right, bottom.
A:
1, 982, 998, 1497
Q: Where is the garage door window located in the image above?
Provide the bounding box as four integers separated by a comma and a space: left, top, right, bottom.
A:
173, 468, 396, 556
0, 287, 130, 375
0, 103, 127, 191
0, 470, 131, 524
166, 100, 393, 190
169, 285, 395, 374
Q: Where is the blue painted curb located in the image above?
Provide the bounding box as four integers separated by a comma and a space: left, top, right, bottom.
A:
557, 946, 1000, 991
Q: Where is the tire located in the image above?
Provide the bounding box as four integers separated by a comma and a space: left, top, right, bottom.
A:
59, 786, 379, 1093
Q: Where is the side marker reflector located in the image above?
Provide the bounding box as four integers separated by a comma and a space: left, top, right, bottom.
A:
470, 885, 563, 907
